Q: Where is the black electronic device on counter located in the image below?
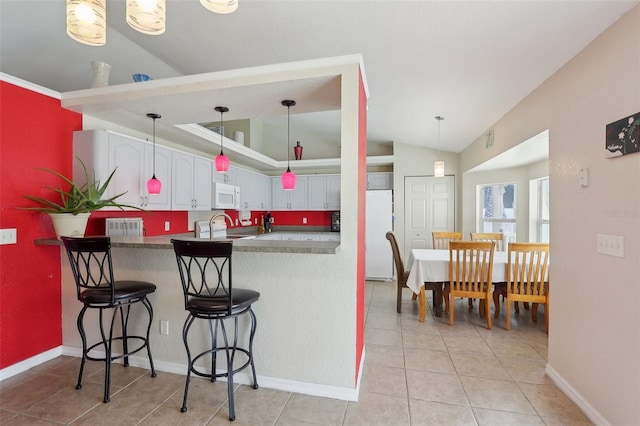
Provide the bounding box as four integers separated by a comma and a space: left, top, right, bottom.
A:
264, 211, 273, 233
331, 211, 340, 232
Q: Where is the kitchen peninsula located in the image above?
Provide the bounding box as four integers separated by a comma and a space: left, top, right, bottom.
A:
38, 233, 355, 399
39, 55, 369, 402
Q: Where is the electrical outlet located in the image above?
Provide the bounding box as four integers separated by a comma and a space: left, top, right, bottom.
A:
303, 217, 307, 224
164, 221, 170, 231
160, 320, 169, 335
0, 228, 17, 245
596, 234, 624, 257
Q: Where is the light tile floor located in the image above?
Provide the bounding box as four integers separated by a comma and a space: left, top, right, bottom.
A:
0, 281, 592, 425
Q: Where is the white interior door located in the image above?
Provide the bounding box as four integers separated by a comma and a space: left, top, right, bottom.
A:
404, 176, 455, 260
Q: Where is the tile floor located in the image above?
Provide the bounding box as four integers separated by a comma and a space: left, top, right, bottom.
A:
0, 280, 592, 425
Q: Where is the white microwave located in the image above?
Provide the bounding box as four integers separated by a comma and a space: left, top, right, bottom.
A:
212, 183, 240, 210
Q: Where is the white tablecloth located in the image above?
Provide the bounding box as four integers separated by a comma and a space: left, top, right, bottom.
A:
406, 249, 509, 294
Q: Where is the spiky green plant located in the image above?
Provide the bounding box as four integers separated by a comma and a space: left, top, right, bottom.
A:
20, 158, 144, 214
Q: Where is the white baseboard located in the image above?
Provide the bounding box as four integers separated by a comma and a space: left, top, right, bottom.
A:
0, 347, 62, 381
545, 363, 609, 426
13, 346, 360, 402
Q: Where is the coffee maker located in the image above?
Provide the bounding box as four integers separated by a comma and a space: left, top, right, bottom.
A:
330, 211, 340, 232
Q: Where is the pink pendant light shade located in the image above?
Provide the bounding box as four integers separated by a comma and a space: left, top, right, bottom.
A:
281, 99, 297, 190
146, 113, 162, 194
215, 153, 229, 172
281, 167, 296, 190
147, 175, 162, 194
214, 106, 230, 173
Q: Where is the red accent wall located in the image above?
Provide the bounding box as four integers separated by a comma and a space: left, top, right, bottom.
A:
355, 71, 367, 380
0, 81, 83, 369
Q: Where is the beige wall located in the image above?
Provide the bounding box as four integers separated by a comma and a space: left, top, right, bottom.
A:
460, 6, 640, 425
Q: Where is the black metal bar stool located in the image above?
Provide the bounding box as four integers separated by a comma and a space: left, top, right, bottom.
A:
61, 236, 157, 403
171, 239, 259, 422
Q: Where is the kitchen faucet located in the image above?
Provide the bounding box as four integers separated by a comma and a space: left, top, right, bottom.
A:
209, 213, 233, 240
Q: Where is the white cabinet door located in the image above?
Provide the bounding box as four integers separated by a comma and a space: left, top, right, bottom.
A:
213, 164, 237, 185
237, 168, 254, 210
257, 174, 271, 210
272, 176, 308, 210
307, 175, 340, 210
107, 133, 145, 208
325, 175, 341, 210
144, 143, 172, 210
172, 152, 212, 210
171, 152, 195, 210
367, 173, 393, 190
193, 156, 212, 210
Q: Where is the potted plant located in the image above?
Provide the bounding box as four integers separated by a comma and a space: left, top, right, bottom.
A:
20, 158, 144, 239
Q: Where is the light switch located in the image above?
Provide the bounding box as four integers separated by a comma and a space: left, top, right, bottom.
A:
580, 168, 589, 187
597, 234, 624, 257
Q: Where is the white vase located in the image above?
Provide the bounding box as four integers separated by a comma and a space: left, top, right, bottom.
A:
49, 213, 91, 240
91, 61, 111, 88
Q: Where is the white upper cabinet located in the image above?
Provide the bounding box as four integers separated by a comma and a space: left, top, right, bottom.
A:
307, 175, 341, 210
171, 151, 212, 211
271, 176, 308, 210
73, 129, 171, 210
366, 172, 393, 190
237, 168, 270, 210
213, 165, 238, 185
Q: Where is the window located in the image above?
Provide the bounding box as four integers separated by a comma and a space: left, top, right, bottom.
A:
533, 177, 550, 243
477, 183, 517, 238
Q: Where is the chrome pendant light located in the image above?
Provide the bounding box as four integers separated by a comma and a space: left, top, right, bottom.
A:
66, 0, 106, 46
126, 0, 166, 35
434, 116, 445, 177
214, 106, 230, 173
146, 113, 162, 194
281, 100, 297, 190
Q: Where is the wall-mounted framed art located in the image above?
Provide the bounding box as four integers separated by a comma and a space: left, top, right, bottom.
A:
605, 112, 639, 158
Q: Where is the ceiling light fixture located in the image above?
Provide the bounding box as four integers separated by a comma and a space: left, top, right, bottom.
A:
126, 0, 166, 35
66, 0, 234, 46
66, 0, 106, 46
146, 113, 162, 194
281, 100, 297, 190
214, 106, 230, 173
200, 0, 238, 14
434, 116, 445, 178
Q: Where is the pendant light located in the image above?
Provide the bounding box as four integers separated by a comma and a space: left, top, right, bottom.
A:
214, 106, 230, 173
200, 0, 238, 14
126, 0, 166, 35
281, 100, 297, 190
146, 113, 162, 194
66, 0, 106, 46
434, 116, 445, 177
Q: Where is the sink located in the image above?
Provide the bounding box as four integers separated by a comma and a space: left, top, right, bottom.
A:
225, 235, 256, 240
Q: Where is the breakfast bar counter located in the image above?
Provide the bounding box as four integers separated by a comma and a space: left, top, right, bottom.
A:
36, 232, 340, 254
42, 230, 360, 402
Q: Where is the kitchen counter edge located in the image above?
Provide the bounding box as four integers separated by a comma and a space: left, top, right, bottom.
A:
35, 234, 340, 255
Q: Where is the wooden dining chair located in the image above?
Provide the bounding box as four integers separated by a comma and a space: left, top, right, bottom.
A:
444, 241, 495, 329
503, 242, 550, 333
386, 231, 443, 317
470, 232, 504, 251
432, 232, 462, 249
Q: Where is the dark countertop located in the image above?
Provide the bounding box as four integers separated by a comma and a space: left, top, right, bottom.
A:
35, 231, 341, 254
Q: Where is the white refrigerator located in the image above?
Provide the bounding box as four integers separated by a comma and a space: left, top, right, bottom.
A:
365, 190, 393, 280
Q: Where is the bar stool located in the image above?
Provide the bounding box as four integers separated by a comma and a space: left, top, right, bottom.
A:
61, 236, 157, 403
171, 239, 260, 421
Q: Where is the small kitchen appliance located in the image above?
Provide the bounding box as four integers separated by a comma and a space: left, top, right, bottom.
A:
331, 211, 340, 232
264, 212, 273, 233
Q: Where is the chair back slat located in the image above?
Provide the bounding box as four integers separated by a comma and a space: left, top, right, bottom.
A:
508, 242, 549, 298
172, 240, 234, 315
432, 232, 462, 249
62, 236, 116, 304
449, 241, 495, 294
470, 232, 504, 251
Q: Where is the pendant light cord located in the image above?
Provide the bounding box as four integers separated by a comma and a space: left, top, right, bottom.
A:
287, 104, 291, 171
152, 116, 156, 176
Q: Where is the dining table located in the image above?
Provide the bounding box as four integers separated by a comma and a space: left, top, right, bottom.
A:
406, 249, 510, 322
